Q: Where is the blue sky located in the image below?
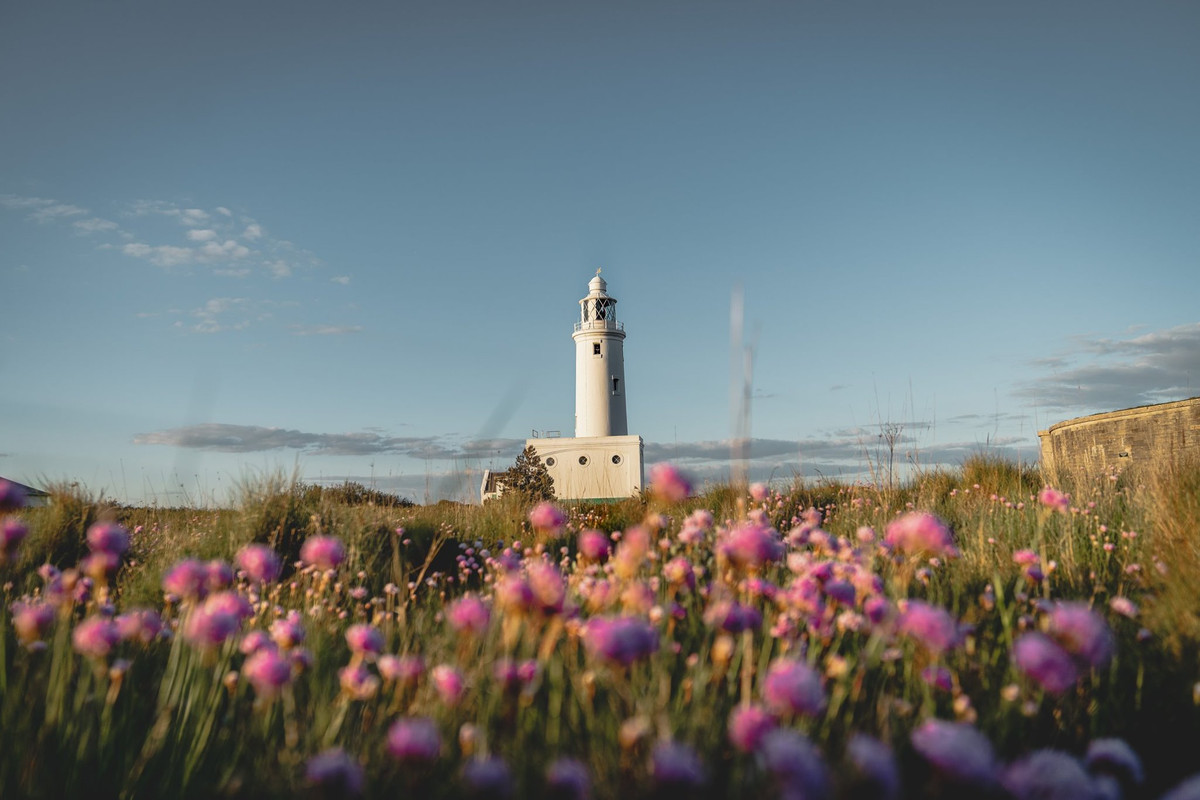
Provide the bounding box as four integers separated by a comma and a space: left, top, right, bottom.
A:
2, 1, 1198, 505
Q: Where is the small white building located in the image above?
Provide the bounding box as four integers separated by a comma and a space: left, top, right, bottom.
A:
483, 272, 645, 503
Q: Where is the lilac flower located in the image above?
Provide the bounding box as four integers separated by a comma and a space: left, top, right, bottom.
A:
845, 734, 901, 800
719, 521, 785, 570
545, 757, 591, 800
162, 559, 210, 601
1014, 632, 1079, 694
345, 623, 385, 656
762, 659, 826, 717
236, 544, 282, 583
11, 601, 55, 645
577, 529, 610, 562
910, 719, 997, 787
205, 560, 234, 591
757, 728, 830, 799
0, 478, 28, 511
387, 716, 441, 763
305, 749, 364, 796
462, 756, 513, 798
649, 463, 692, 503
431, 664, 466, 706
651, 741, 706, 789
529, 502, 568, 536
0, 518, 28, 563
86, 521, 130, 556
1049, 602, 1115, 670
864, 596, 891, 625
884, 512, 958, 558
447, 594, 491, 636
115, 608, 164, 644
300, 535, 346, 571
1085, 738, 1144, 787
704, 600, 762, 633
823, 579, 856, 606
1160, 774, 1200, 800
1039, 486, 1071, 513
728, 704, 777, 753
897, 601, 960, 655
1002, 750, 1095, 800
72, 616, 120, 659
243, 648, 293, 697
582, 616, 659, 667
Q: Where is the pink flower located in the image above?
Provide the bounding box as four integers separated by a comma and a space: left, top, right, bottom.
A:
86, 522, 130, 556
663, 556, 696, 590
345, 624, 384, 656
527, 561, 566, 614
1014, 632, 1079, 694
1049, 602, 1114, 669
897, 601, 960, 655
270, 613, 305, 649
305, 749, 364, 795
162, 559, 209, 601
338, 663, 380, 700
1039, 487, 1071, 513
240, 630, 276, 655
582, 616, 659, 667
577, 529, 610, 562
431, 664, 465, 706
72, 616, 120, 659
1013, 549, 1040, 566
115, 608, 163, 644
387, 716, 441, 763
494, 574, 536, 615
528, 502, 567, 536
728, 704, 777, 753
243, 648, 293, 697
1, 518, 28, 563
704, 600, 762, 633
719, 521, 785, 570
446, 595, 491, 636
1109, 597, 1138, 619
379, 654, 424, 685
649, 463, 692, 503
206, 560, 234, 591
885, 512, 958, 558
11, 601, 55, 645
749, 482, 770, 502
300, 535, 346, 571
236, 544, 282, 583
184, 605, 240, 650
205, 590, 254, 622
763, 659, 826, 717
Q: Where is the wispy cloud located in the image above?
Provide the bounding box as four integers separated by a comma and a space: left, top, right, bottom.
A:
72, 217, 120, 234
1018, 322, 1200, 411
191, 297, 252, 333
290, 324, 363, 336
331, 276, 351, 285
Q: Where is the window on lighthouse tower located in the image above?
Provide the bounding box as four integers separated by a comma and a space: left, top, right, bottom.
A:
593, 343, 601, 356
612, 377, 621, 395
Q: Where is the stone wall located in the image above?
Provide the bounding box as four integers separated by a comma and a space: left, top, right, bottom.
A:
1038, 397, 1200, 487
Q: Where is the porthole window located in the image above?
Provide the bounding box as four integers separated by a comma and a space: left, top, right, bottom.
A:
545, 457, 556, 467
578, 455, 589, 466
611, 454, 622, 465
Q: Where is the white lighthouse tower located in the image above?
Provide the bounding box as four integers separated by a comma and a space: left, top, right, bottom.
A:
493, 271, 644, 502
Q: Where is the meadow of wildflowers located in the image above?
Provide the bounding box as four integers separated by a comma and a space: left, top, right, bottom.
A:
2, 456, 1200, 799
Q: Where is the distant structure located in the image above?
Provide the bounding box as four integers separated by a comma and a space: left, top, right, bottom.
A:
482, 272, 645, 503
1038, 396, 1200, 487
0, 477, 51, 508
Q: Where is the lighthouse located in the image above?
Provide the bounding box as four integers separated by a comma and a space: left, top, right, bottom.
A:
484, 271, 645, 503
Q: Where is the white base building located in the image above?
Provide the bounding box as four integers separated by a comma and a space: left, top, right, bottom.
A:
527, 434, 644, 502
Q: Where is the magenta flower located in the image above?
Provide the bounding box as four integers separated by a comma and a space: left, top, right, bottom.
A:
545, 757, 590, 800
81, 551, 122, 581
527, 561, 566, 614
162, 559, 210, 601
270, 612, 305, 649
719, 521, 785, 570
338, 663, 380, 700
11, 601, 55, 645
243, 648, 293, 697
387, 716, 441, 763
1013, 549, 1040, 566
529, 502, 568, 536
206, 559, 234, 591
897, 600, 960, 655
240, 630, 276, 655
727, 704, 777, 753
0, 518, 28, 563
236, 544, 282, 583
305, 749, 365, 796
300, 535, 346, 571
184, 605, 240, 650
845, 734, 901, 800
380, 653, 425, 685
431, 664, 465, 706
763, 659, 826, 717
1039, 486, 1071, 513
910, 719, 997, 787
649, 463, 692, 503
1002, 750, 1094, 800
494, 574, 536, 615
651, 741, 706, 789
1049, 602, 1114, 669
345, 623, 384, 656
577, 529, 610, 562
446, 595, 491, 636
115, 608, 163, 644
205, 590, 254, 622
663, 556, 696, 590
582, 616, 659, 667
758, 728, 830, 799
0, 478, 28, 511
462, 755, 513, 798
72, 616, 120, 659
86, 521, 130, 556
1014, 632, 1079, 694
884, 512, 958, 558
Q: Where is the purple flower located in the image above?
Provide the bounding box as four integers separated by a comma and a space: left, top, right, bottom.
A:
582, 616, 659, 667
11, 601, 55, 645
72, 616, 120, 659
345, 623, 384, 656
757, 728, 830, 799
86, 522, 130, 556
1, 518, 28, 563
763, 659, 826, 717
1049, 602, 1114, 670
545, 757, 590, 800
338, 663, 379, 700
1085, 738, 1144, 787
1161, 775, 1200, 800
528, 561, 567, 614
824, 579, 856, 606
578, 529, 610, 562
704, 599, 763, 633
1014, 632, 1079, 694
462, 756, 513, 798
115, 608, 163, 644
205, 590, 253, 621
236, 544, 282, 583
431, 664, 465, 706
649, 463, 692, 503
184, 605, 239, 650
206, 559, 234, 591
728, 704, 778, 753
0, 478, 28, 511
447, 594, 491, 636
921, 666, 953, 692
300, 535, 346, 571
910, 719, 997, 787
162, 559, 209, 601
240, 630, 276, 655
243, 648, 293, 697
529, 502, 568, 536
897, 601, 960, 655
651, 741, 705, 788
270, 613, 305, 649
1002, 749, 1095, 800
884, 512, 958, 557
387, 716, 441, 763
845, 735, 901, 800
719, 521, 785, 570
305, 748, 364, 796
